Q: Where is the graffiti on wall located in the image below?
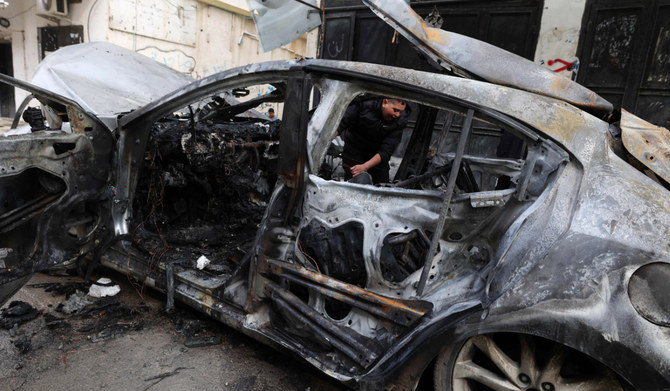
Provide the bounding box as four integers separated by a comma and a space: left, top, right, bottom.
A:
540, 57, 580, 80
136, 46, 196, 75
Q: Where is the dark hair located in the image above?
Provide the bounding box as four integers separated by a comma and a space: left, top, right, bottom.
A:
268, 108, 275, 113
386, 98, 407, 106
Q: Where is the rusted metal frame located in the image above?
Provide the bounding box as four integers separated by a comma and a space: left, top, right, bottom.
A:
264, 258, 432, 317
248, 185, 293, 311
417, 108, 475, 296
278, 71, 312, 227
0, 193, 61, 233
133, 278, 306, 377
100, 246, 251, 333
268, 292, 370, 367
0, 192, 56, 223
386, 230, 417, 246
316, 0, 325, 59
278, 71, 310, 189
279, 271, 416, 327
264, 280, 379, 368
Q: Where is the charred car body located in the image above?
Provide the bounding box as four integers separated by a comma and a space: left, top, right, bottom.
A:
1, 1, 670, 390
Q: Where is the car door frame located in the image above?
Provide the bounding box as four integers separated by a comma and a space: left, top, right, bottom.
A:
0, 73, 115, 305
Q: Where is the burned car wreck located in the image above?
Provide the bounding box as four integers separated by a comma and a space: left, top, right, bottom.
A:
1, 1, 670, 390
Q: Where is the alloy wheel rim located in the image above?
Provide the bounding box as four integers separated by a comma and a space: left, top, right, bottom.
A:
450, 334, 624, 391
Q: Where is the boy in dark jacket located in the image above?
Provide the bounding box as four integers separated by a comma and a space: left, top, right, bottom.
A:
336, 96, 410, 183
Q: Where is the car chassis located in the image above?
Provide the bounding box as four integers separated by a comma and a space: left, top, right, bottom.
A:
1, 2, 670, 390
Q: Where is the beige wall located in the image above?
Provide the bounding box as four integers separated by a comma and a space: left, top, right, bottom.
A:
534, 0, 587, 78
0, 0, 313, 111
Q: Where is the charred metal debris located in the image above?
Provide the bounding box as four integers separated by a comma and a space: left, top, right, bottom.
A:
131, 111, 281, 276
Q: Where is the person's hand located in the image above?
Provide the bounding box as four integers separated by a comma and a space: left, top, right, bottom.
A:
350, 164, 367, 177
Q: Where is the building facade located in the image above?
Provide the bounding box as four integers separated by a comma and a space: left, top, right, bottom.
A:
0, 0, 316, 117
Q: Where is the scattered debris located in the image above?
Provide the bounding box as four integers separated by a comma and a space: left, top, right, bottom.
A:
174, 317, 216, 338
169, 309, 224, 349
88, 278, 121, 298
90, 323, 143, 343
58, 290, 92, 314
74, 297, 147, 342
43, 313, 68, 330
196, 255, 210, 270
184, 335, 222, 348
143, 366, 193, 390
12, 335, 31, 354
80, 296, 121, 316
0, 301, 41, 329
29, 281, 90, 297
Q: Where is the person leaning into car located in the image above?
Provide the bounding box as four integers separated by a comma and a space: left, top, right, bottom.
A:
336, 96, 410, 184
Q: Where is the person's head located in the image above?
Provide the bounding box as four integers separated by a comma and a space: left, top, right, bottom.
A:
268, 108, 275, 118
381, 98, 406, 122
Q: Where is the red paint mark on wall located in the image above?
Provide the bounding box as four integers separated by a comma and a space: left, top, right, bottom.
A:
547, 58, 577, 73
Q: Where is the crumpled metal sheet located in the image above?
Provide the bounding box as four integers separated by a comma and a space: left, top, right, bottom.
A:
31, 42, 193, 120
362, 0, 613, 116
247, 0, 321, 52
621, 109, 670, 183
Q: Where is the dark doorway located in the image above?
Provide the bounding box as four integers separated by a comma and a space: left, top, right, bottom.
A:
577, 0, 670, 128
0, 43, 14, 117
321, 0, 543, 70
38, 25, 84, 60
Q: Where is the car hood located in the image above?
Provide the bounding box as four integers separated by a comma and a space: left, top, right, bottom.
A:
361, 0, 613, 117
30, 42, 194, 121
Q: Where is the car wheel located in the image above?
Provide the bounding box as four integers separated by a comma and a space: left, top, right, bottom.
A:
434, 333, 625, 391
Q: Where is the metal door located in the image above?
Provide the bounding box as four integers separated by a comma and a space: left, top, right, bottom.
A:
578, 0, 670, 127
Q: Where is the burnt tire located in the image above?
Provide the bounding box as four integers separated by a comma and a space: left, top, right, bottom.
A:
433, 333, 625, 391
